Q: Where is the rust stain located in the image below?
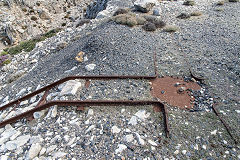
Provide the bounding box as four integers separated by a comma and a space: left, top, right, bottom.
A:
151, 77, 201, 109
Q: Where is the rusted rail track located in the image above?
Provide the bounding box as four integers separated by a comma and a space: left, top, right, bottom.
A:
0, 51, 238, 143
212, 104, 238, 144
0, 100, 170, 137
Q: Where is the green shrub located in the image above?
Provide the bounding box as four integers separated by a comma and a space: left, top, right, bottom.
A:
0, 51, 8, 56
136, 16, 146, 25
5, 28, 61, 55
183, 0, 195, 6
3, 59, 11, 65
144, 15, 166, 28
177, 13, 191, 19
190, 11, 203, 16
126, 17, 138, 27
164, 25, 179, 32
112, 13, 138, 27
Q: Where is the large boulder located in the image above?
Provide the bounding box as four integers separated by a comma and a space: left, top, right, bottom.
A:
134, 0, 159, 13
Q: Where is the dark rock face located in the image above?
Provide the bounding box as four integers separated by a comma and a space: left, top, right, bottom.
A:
85, 0, 109, 19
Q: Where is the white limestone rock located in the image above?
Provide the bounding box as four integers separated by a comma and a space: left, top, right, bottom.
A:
60, 80, 82, 96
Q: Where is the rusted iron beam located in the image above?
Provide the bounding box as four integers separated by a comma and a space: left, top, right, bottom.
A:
212, 105, 238, 144
0, 75, 157, 111
0, 100, 170, 137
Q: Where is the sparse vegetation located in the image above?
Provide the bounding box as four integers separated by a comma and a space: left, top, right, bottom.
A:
4, 28, 61, 55
112, 13, 138, 27
215, 8, 224, 11
0, 54, 10, 66
164, 25, 179, 32
190, 11, 203, 16
113, 8, 129, 16
183, 0, 195, 6
144, 15, 166, 28
22, 8, 27, 12
0, 51, 8, 56
135, 16, 146, 25
216, 1, 225, 5
31, 16, 38, 21
142, 22, 156, 32
177, 13, 191, 19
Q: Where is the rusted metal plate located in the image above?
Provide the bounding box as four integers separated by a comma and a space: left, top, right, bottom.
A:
151, 77, 201, 109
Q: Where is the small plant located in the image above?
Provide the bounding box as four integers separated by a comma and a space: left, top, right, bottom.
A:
144, 15, 166, 28
113, 8, 129, 16
5, 28, 61, 55
164, 25, 179, 32
112, 13, 138, 27
190, 11, 203, 16
31, 16, 38, 21
0, 51, 8, 56
0, 55, 10, 66
3, 59, 11, 65
183, 0, 195, 6
22, 8, 27, 12
216, 1, 225, 5
136, 16, 146, 25
177, 13, 191, 19
215, 8, 224, 11
142, 22, 156, 31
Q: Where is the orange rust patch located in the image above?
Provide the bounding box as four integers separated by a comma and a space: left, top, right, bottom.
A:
85, 80, 91, 88
151, 77, 201, 109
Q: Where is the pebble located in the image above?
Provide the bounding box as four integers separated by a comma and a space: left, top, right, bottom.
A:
67, 137, 76, 146
51, 106, 58, 118
59, 80, 82, 96
135, 132, 145, 145
210, 130, 217, 135
111, 126, 121, 134
202, 145, 207, 150
85, 64, 96, 71
135, 110, 150, 120
148, 139, 158, 146
16, 88, 26, 97
153, 8, 161, 16
115, 144, 127, 154
174, 150, 179, 154
10, 131, 21, 140
86, 125, 95, 133
46, 145, 57, 154
124, 134, 134, 143
87, 109, 94, 117
39, 147, 46, 156
28, 143, 42, 159
182, 150, 187, 155
52, 152, 67, 158
128, 116, 138, 125
5, 141, 17, 150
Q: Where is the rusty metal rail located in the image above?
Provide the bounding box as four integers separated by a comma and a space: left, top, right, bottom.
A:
0, 75, 157, 111
0, 100, 170, 137
212, 104, 238, 144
